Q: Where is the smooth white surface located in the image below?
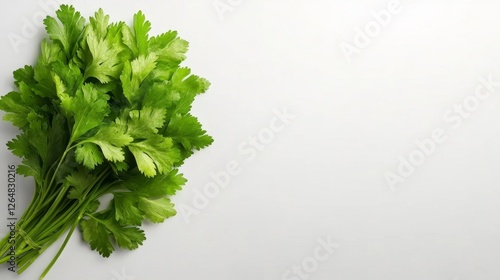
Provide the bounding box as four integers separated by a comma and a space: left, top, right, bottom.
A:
1, 0, 500, 279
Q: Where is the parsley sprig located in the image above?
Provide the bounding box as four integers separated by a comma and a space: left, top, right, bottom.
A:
0, 5, 212, 279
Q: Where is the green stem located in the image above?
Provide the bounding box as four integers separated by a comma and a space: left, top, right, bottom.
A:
15, 165, 112, 274
0, 231, 11, 257
21, 158, 61, 228
0, 255, 10, 264
38, 218, 79, 280
0, 245, 32, 264
15, 218, 73, 273
37, 174, 106, 280
25, 145, 74, 237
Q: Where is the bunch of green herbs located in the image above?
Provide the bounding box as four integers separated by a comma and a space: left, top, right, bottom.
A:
0, 5, 212, 279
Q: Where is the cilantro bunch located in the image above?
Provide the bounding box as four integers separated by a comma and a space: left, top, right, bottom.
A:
0, 5, 212, 279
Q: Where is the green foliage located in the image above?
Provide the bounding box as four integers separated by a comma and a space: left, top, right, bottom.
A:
0, 5, 212, 278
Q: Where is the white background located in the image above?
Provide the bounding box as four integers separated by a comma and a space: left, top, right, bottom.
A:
1, 0, 500, 279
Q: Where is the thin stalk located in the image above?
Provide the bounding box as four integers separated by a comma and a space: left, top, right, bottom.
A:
14, 165, 112, 275
38, 172, 107, 280
0, 231, 11, 257
24, 145, 74, 238
38, 218, 78, 280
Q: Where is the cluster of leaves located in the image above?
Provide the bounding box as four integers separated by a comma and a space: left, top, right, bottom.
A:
0, 5, 212, 278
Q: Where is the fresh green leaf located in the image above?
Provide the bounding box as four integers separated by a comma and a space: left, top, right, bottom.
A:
0, 91, 32, 128
80, 213, 145, 257
113, 193, 143, 225
166, 114, 213, 152
83, 28, 123, 83
89, 9, 110, 39
128, 136, 180, 177
82, 124, 133, 162
75, 142, 104, 170
119, 169, 186, 197
66, 168, 98, 200
59, 83, 110, 141
119, 106, 166, 138
43, 4, 85, 59
120, 53, 157, 105
133, 11, 151, 56
138, 197, 176, 223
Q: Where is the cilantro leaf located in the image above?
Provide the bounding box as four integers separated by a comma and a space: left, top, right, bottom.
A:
140, 79, 178, 109
89, 9, 110, 39
112, 194, 176, 225
166, 114, 213, 152
113, 193, 144, 225
13, 65, 36, 88
51, 60, 84, 96
65, 168, 98, 200
43, 4, 85, 59
121, 25, 139, 57
80, 212, 145, 258
0, 91, 32, 128
119, 169, 187, 197
39, 39, 65, 66
149, 31, 189, 66
80, 217, 114, 257
128, 135, 180, 177
139, 197, 176, 223
75, 142, 104, 170
81, 124, 133, 162
117, 106, 166, 138
25, 112, 49, 161
7, 133, 42, 183
133, 11, 151, 56
7, 113, 68, 184
120, 53, 158, 105
58, 83, 110, 141
83, 28, 123, 83
112, 170, 183, 225
169, 67, 210, 96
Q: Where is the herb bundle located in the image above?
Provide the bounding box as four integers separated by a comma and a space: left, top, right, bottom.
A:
0, 5, 212, 279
